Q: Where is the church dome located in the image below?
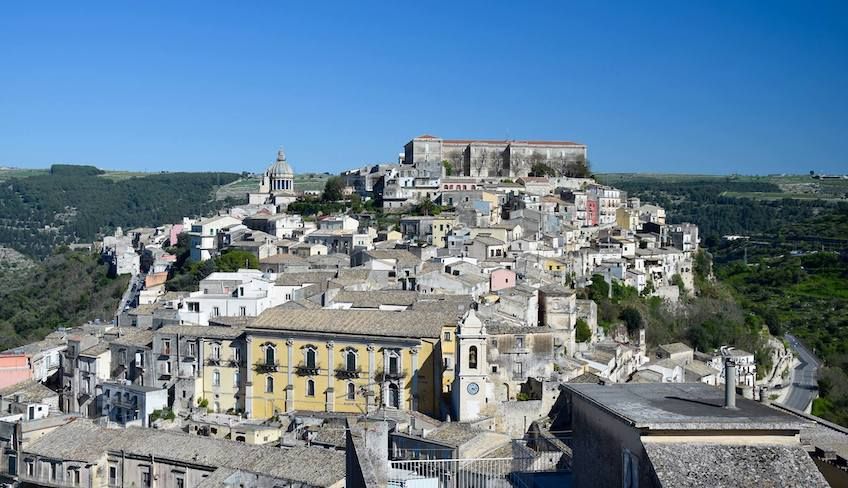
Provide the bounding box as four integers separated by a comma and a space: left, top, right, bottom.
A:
266, 148, 294, 176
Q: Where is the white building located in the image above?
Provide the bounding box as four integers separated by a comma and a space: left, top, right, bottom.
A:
188, 215, 242, 262
100, 381, 168, 428
178, 270, 295, 325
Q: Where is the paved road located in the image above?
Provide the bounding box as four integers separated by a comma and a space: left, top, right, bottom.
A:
782, 333, 821, 411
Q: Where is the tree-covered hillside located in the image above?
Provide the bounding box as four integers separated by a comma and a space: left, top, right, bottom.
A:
0, 165, 243, 258
604, 173, 848, 426
0, 249, 129, 350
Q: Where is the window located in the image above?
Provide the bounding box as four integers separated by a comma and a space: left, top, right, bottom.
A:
305, 347, 317, 369
7, 454, 16, 476
50, 462, 57, 481
306, 379, 315, 396
443, 357, 452, 369
188, 342, 197, 357
119, 349, 127, 365
233, 371, 240, 387
265, 345, 276, 366
67, 467, 80, 486
109, 465, 117, 485
388, 353, 400, 375
514, 361, 523, 376
233, 347, 241, 363
345, 350, 357, 371
211, 344, 221, 360
141, 467, 151, 487
162, 339, 171, 355
443, 331, 451, 342
265, 376, 274, 393
176, 477, 185, 488
188, 302, 199, 312
239, 306, 247, 317
212, 306, 220, 317
347, 382, 356, 401
212, 370, 221, 386
164, 361, 171, 375
468, 346, 478, 369
515, 336, 525, 349
26, 460, 34, 476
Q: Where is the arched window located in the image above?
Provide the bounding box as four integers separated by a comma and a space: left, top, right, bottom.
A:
265, 376, 274, 393
264, 345, 276, 366
306, 379, 315, 397
346, 350, 357, 371
347, 382, 356, 401
305, 347, 317, 369
388, 383, 400, 409
469, 346, 478, 370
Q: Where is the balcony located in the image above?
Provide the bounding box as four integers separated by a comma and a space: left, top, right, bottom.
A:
335, 367, 362, 380
254, 362, 279, 374
205, 357, 222, 366
227, 358, 245, 368
375, 369, 408, 382
295, 363, 321, 376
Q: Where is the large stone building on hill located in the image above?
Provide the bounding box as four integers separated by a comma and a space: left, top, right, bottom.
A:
403, 134, 588, 178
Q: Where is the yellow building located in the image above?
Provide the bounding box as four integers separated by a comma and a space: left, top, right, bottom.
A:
616, 206, 639, 231
431, 216, 457, 248
200, 332, 245, 414
245, 308, 456, 420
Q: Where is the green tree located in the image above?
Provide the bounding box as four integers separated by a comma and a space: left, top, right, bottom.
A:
530, 162, 556, 177
671, 274, 686, 295
350, 193, 364, 213
575, 319, 592, 343
442, 160, 454, 176
588, 274, 610, 302
620, 307, 644, 332
322, 176, 345, 202
413, 197, 441, 216
214, 250, 258, 272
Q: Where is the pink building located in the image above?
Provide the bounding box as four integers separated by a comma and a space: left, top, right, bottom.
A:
169, 224, 184, 246
586, 198, 599, 226
0, 353, 32, 389
490, 268, 517, 292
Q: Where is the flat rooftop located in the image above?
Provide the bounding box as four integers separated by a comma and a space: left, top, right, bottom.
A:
565, 383, 808, 431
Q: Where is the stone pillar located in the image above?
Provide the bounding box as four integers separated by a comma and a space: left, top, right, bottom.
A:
381, 349, 388, 408
367, 344, 376, 413
285, 339, 294, 412
326, 341, 335, 412
410, 346, 420, 412
244, 336, 253, 418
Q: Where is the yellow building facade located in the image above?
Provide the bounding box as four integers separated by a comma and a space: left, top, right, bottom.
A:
245, 308, 455, 420
200, 335, 244, 414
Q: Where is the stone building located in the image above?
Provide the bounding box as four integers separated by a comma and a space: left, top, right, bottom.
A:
404, 135, 588, 178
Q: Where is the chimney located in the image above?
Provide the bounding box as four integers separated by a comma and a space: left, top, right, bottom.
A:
724, 358, 737, 409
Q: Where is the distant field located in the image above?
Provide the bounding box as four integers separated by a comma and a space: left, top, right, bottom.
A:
0, 168, 48, 181
599, 173, 848, 201
97, 171, 152, 181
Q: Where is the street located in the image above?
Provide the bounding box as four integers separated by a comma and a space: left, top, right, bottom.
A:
781, 333, 821, 411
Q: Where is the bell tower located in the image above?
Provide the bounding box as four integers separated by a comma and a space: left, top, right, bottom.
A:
452, 309, 489, 421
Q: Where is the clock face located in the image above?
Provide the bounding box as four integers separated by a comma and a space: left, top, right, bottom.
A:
467, 382, 479, 395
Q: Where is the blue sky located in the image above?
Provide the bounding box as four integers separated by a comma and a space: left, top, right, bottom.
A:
1, 1, 846, 175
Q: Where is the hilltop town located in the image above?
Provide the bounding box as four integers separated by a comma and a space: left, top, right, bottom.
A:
0, 136, 842, 487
